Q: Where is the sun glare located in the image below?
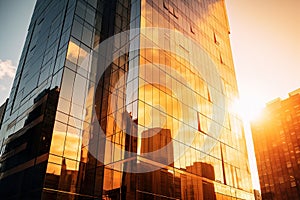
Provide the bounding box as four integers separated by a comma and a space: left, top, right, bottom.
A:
230, 98, 263, 190
231, 98, 264, 123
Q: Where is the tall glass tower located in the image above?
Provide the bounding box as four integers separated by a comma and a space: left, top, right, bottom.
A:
0, 0, 254, 199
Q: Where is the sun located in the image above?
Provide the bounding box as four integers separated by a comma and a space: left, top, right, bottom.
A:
230, 98, 264, 123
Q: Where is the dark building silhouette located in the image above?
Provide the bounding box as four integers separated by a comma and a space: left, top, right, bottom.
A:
0, 88, 60, 199
254, 189, 262, 200
0, 0, 254, 199
119, 127, 178, 200
0, 99, 8, 131
43, 158, 79, 200
184, 162, 217, 200
252, 88, 300, 200
140, 128, 174, 166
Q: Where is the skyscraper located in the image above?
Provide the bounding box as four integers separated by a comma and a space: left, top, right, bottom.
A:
0, 0, 254, 199
251, 88, 300, 200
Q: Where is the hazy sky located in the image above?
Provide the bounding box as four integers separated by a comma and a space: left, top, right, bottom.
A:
0, 0, 36, 103
226, 0, 300, 190
226, 0, 300, 117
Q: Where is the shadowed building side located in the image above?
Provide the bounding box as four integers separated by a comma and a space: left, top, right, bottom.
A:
0, 99, 8, 131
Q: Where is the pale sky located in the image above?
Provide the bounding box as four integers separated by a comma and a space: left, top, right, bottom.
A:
226, 0, 300, 117
226, 0, 300, 190
0, 0, 36, 104
0, 0, 299, 191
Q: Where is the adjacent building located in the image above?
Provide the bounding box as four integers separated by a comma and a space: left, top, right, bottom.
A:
252, 88, 300, 200
0, 99, 8, 131
0, 0, 254, 199
254, 189, 262, 200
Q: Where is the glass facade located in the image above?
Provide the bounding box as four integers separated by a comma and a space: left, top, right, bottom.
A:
0, 0, 254, 199
252, 89, 300, 200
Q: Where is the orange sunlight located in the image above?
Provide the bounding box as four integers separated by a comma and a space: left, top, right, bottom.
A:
230, 97, 263, 191
230, 98, 264, 123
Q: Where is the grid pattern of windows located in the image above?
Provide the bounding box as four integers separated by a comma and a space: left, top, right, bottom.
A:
135, 1, 252, 199
252, 91, 300, 200
0, 0, 254, 199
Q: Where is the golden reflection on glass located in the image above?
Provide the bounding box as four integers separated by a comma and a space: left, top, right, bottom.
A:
136, 1, 254, 198
49, 120, 82, 172
66, 40, 80, 63
49, 122, 66, 156
41, 0, 254, 199
103, 168, 122, 192
138, 84, 181, 136
46, 163, 61, 176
